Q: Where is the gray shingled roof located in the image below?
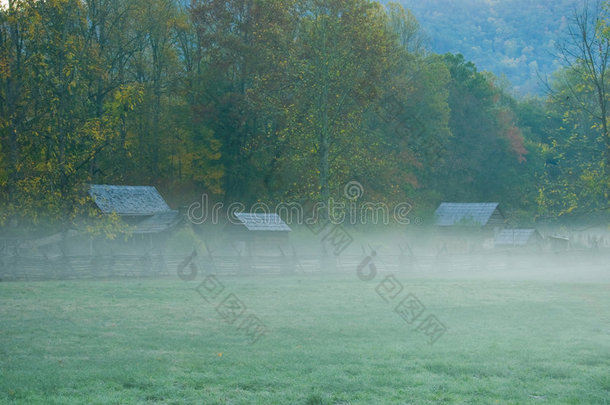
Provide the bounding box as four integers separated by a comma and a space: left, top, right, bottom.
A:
435, 202, 500, 226
494, 229, 539, 246
234, 213, 291, 232
89, 185, 171, 215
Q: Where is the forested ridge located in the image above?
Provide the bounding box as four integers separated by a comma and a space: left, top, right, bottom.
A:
0, 0, 608, 232
393, 0, 580, 95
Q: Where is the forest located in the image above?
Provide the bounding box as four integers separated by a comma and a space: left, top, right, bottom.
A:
394, 0, 580, 95
0, 0, 609, 232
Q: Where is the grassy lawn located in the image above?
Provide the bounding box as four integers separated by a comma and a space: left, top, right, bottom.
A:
1, 268, 609, 404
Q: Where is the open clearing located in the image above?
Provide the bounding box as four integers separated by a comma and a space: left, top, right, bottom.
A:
1, 264, 609, 404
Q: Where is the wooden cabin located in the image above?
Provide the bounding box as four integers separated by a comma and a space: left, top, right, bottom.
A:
229, 213, 291, 256
88, 184, 181, 253
434, 202, 506, 252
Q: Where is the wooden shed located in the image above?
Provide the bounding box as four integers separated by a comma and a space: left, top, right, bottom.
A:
88, 184, 181, 251
434, 202, 506, 252
230, 213, 291, 256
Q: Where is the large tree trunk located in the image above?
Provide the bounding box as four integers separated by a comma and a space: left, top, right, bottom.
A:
318, 12, 330, 206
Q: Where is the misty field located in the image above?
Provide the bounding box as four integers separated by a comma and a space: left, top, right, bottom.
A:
1, 267, 609, 404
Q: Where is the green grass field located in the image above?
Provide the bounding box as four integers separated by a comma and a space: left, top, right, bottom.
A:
1, 268, 609, 404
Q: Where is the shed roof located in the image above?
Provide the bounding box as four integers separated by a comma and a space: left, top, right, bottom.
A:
234, 213, 291, 232
435, 202, 501, 226
494, 229, 540, 246
89, 185, 171, 216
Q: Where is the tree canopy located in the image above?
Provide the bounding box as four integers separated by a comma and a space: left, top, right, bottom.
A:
0, 0, 608, 230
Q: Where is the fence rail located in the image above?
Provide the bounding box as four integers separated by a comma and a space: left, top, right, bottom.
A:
0, 251, 609, 282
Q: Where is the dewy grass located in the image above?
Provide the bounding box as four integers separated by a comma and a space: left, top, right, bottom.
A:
0, 273, 609, 404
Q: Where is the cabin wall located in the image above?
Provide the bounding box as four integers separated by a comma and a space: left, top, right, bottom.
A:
485, 209, 506, 228
227, 228, 290, 256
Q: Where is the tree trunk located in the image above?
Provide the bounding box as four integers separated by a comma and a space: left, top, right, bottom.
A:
318, 12, 330, 206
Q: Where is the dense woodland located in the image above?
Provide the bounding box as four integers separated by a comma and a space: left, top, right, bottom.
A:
0, 0, 609, 233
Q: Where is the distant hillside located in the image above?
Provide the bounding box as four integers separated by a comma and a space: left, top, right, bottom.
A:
391, 0, 581, 95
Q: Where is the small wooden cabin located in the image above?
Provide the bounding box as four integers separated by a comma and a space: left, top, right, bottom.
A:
434, 202, 506, 252
230, 213, 291, 256
88, 184, 181, 252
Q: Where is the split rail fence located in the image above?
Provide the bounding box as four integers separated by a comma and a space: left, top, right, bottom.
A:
0, 251, 608, 281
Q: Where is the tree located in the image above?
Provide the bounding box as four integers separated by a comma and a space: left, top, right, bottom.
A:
538, 67, 609, 217
279, 0, 393, 203
81, 0, 141, 180
167, 7, 223, 194
552, 0, 610, 201
189, 0, 271, 202
365, 3, 451, 203
437, 54, 530, 208
0, 0, 140, 235
385, 2, 427, 55
0, 0, 29, 211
